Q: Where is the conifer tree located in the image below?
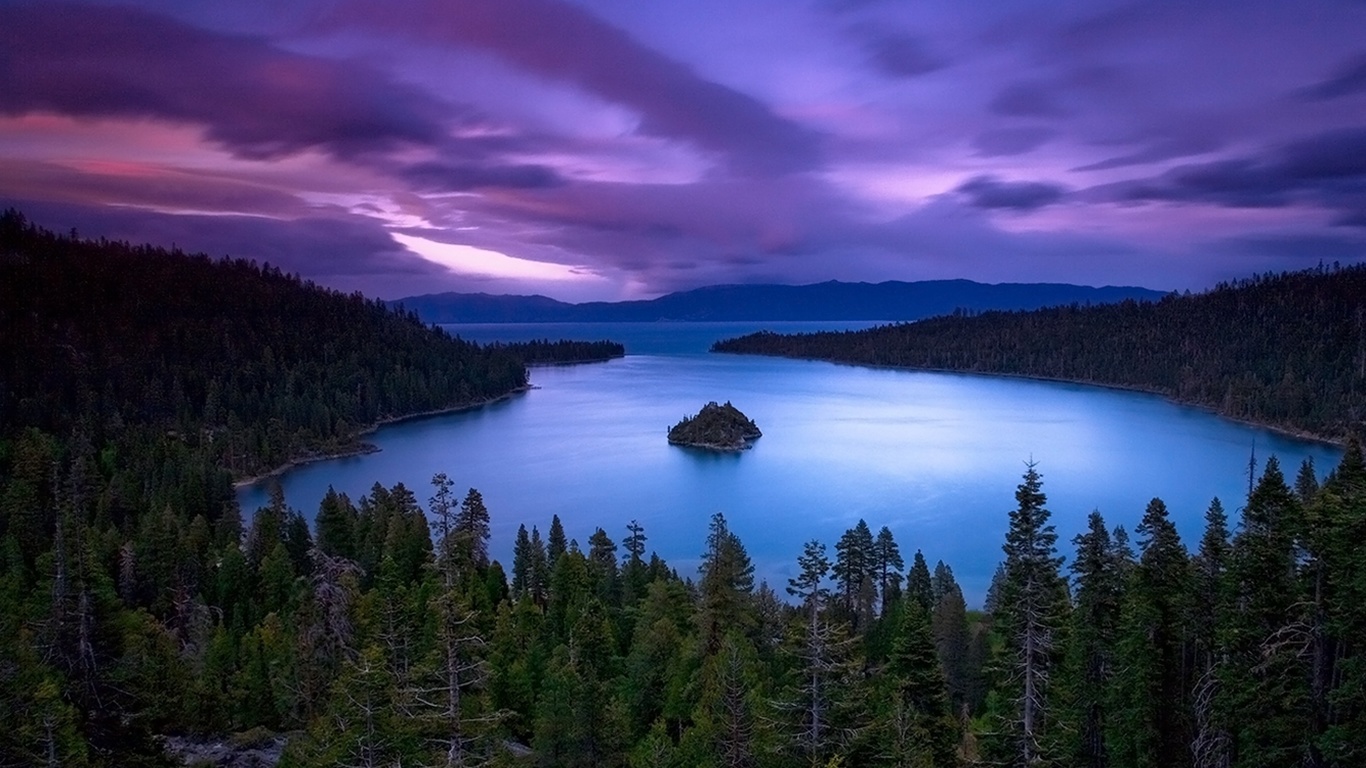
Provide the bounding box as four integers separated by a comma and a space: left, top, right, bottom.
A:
316, 487, 358, 560
781, 539, 853, 766
931, 574, 972, 717
1191, 498, 1232, 768
833, 520, 876, 628
512, 524, 533, 598
1306, 441, 1366, 764
874, 600, 959, 768
907, 550, 933, 613
1219, 457, 1311, 768
587, 527, 619, 603
1108, 498, 1193, 768
623, 519, 649, 604
874, 526, 905, 615
931, 560, 956, 606
547, 515, 568, 566
698, 513, 755, 653
1063, 512, 1121, 768
455, 488, 492, 574
993, 461, 1068, 767
692, 632, 769, 768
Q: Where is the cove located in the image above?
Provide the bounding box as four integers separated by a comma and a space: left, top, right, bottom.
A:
237, 321, 1343, 604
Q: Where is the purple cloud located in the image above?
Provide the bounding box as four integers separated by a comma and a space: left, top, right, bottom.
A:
1300, 52, 1366, 101
863, 32, 946, 78
956, 176, 1067, 211
973, 127, 1055, 157
1101, 127, 1366, 225
335, 0, 822, 175
988, 81, 1069, 119
0, 3, 450, 160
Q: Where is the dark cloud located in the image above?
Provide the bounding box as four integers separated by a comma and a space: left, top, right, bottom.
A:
1299, 52, 1366, 101
3, 197, 447, 289
399, 161, 563, 192
988, 81, 1069, 118
1104, 127, 1366, 221
956, 176, 1066, 211
864, 33, 945, 78
335, 0, 822, 175
0, 4, 450, 160
0, 159, 312, 217
1211, 232, 1366, 265
972, 127, 1055, 157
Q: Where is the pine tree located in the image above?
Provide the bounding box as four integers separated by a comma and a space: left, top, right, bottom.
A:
512, 524, 533, 599
907, 551, 933, 613
692, 632, 768, 768
874, 526, 905, 616
315, 487, 358, 560
698, 513, 755, 653
455, 488, 492, 574
548, 515, 568, 566
1108, 498, 1194, 768
1064, 511, 1121, 768
833, 520, 876, 628
623, 520, 649, 605
586, 527, 619, 604
931, 571, 972, 718
993, 461, 1068, 767
1219, 457, 1311, 768
931, 560, 956, 607
874, 600, 959, 768
1191, 498, 1232, 768
1307, 441, 1366, 764
782, 538, 857, 767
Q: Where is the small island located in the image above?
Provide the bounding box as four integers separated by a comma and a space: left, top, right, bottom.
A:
667, 401, 762, 451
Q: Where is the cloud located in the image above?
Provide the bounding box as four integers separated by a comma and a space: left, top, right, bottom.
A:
3, 197, 448, 290
0, 158, 312, 217
333, 0, 822, 175
1100, 127, 1366, 223
972, 127, 1055, 157
956, 176, 1067, 211
988, 81, 1069, 118
1071, 134, 1225, 172
0, 3, 450, 160
864, 33, 946, 78
399, 161, 563, 192
1299, 52, 1366, 101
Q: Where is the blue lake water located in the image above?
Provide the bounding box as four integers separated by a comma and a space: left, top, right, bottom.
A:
237, 321, 1343, 605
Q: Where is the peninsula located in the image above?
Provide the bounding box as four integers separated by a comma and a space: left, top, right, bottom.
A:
667, 401, 762, 451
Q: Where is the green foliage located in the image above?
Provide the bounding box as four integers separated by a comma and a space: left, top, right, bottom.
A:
715, 264, 1366, 440
6, 210, 1365, 766
667, 401, 762, 451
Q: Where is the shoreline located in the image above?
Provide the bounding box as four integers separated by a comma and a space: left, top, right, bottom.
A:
714, 350, 1345, 448
526, 354, 624, 367
232, 385, 533, 489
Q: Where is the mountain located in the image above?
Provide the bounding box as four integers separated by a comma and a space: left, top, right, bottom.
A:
391, 279, 1167, 323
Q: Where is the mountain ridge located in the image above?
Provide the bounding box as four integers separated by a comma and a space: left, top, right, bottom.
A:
392, 279, 1168, 323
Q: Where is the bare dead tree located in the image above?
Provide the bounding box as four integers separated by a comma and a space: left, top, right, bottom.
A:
1191, 665, 1230, 768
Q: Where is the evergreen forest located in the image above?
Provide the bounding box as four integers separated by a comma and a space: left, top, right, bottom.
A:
2, 211, 1365, 767
714, 266, 1366, 441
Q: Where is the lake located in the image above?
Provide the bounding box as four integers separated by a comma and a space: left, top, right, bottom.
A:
237, 321, 1343, 604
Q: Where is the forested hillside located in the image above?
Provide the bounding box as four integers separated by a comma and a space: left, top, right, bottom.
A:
715, 265, 1366, 441
0, 209, 527, 483
3, 211, 1365, 767
5, 442, 1365, 766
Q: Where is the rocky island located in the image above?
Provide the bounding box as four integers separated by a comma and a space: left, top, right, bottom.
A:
667, 401, 762, 451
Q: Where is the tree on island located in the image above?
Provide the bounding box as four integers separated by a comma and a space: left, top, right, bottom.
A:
667, 401, 762, 451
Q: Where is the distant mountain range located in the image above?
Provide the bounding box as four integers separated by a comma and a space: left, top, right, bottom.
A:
391, 280, 1168, 323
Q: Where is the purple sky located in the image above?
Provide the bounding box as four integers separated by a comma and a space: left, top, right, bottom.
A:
3, 0, 1365, 300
